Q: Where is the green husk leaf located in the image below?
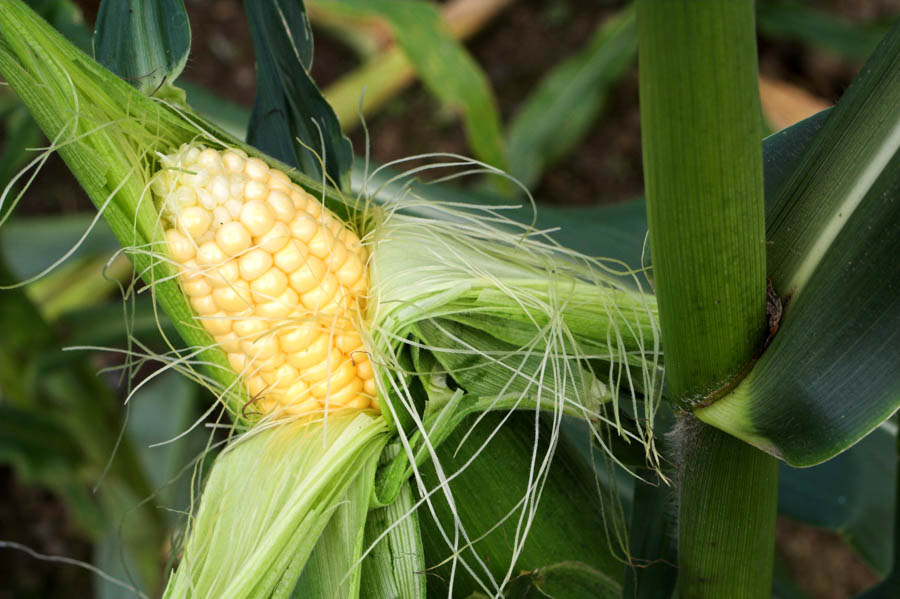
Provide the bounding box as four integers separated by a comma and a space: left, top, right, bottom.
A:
291, 450, 379, 599
93, 0, 190, 99
366, 212, 662, 475
507, 6, 636, 189
361, 477, 427, 599
162, 413, 389, 599
412, 318, 601, 409
244, 0, 353, 190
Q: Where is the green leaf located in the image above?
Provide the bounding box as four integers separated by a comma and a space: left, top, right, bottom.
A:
757, 0, 891, 60
507, 7, 636, 189
125, 370, 206, 515
858, 580, 900, 598
711, 196, 899, 458
1, 215, 119, 280
696, 25, 900, 465
766, 20, 900, 300
93, 0, 190, 97
762, 109, 830, 208
54, 296, 178, 351
94, 371, 209, 599
0, 406, 115, 562
857, 423, 900, 598
245, 0, 354, 190
0, 250, 167, 593
503, 561, 620, 599
621, 470, 677, 598
417, 413, 626, 598
0, 253, 56, 405
330, 0, 507, 170
778, 422, 896, 575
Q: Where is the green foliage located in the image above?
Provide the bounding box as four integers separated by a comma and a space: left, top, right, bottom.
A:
622, 465, 677, 598
779, 424, 896, 575
507, 7, 636, 189
93, 0, 190, 98
757, 0, 891, 60
325, 0, 507, 171
245, 0, 354, 190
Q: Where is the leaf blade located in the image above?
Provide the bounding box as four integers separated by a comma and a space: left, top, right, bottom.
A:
93, 0, 190, 96
507, 6, 636, 189
329, 0, 507, 170
245, 0, 354, 189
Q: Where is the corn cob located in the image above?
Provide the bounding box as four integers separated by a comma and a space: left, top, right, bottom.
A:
152, 143, 378, 416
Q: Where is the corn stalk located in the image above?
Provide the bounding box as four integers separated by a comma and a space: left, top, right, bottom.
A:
636, 2, 778, 596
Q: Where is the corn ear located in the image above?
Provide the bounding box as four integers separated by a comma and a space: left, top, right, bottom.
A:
153, 143, 377, 417
0, 1, 356, 422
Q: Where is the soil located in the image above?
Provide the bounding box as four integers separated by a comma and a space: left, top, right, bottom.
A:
2, 0, 894, 597
0, 468, 92, 599
777, 518, 882, 599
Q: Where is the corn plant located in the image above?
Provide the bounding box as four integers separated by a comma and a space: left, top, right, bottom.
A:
0, 1, 897, 598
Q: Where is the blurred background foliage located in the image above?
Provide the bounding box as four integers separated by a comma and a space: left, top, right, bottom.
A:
0, 1, 897, 598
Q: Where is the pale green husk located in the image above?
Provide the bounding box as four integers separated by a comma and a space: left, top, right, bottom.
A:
162, 413, 389, 599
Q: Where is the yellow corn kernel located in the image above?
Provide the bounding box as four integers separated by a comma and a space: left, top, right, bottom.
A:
154, 144, 376, 416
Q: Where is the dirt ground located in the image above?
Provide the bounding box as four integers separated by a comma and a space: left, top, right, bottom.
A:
2, 0, 895, 597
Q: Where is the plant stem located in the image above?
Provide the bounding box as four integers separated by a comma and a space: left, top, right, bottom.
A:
677, 418, 778, 596
636, 1, 778, 597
